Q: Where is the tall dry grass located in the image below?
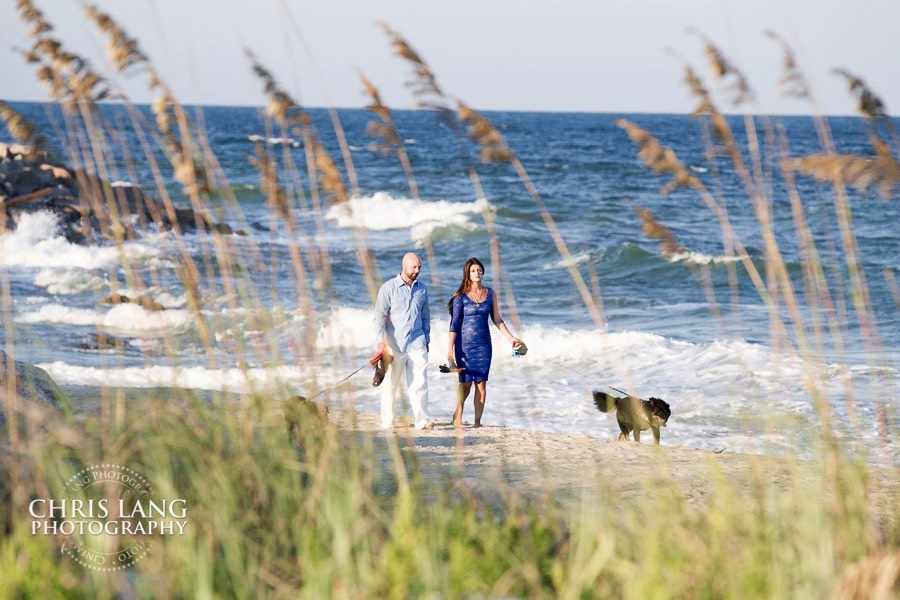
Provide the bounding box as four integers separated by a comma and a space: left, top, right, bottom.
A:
0, 6, 897, 599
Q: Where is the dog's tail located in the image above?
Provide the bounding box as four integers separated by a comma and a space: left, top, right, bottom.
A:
592, 390, 617, 413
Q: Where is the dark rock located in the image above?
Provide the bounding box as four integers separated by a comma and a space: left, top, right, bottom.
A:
77, 333, 130, 351
100, 293, 167, 312
209, 222, 234, 235
0, 349, 67, 427
3, 146, 237, 245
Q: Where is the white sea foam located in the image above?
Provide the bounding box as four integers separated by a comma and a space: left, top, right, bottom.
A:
39, 358, 376, 400
247, 135, 299, 147
154, 292, 188, 309
668, 250, 742, 265
542, 251, 592, 270
316, 306, 376, 350
0, 211, 163, 270
34, 269, 107, 295
15, 302, 195, 338
324, 192, 489, 241
40, 361, 303, 395
29, 301, 897, 461
264, 305, 894, 419
286, 306, 890, 427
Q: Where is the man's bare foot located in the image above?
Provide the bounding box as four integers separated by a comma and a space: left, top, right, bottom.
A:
473, 422, 482, 428
420, 420, 436, 430
452, 419, 463, 427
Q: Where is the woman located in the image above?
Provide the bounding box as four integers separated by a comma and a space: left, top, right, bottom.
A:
447, 257, 522, 427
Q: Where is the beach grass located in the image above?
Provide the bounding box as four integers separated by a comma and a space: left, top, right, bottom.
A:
1, 385, 897, 598
1, 2, 899, 598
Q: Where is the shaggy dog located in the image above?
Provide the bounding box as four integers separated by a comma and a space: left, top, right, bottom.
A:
592, 390, 671, 445
283, 395, 329, 442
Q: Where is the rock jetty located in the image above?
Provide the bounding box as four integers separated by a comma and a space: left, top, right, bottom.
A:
0, 142, 237, 244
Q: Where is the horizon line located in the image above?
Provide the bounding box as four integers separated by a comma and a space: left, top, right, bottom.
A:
1, 98, 881, 120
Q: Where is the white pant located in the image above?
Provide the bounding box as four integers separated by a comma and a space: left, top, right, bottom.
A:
380, 346, 431, 428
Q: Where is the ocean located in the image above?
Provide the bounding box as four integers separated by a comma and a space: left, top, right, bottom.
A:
2, 103, 898, 463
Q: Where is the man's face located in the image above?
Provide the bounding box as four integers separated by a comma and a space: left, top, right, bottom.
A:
402, 256, 422, 282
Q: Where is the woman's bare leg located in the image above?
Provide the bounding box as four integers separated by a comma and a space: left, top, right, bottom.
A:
453, 382, 472, 426
473, 382, 487, 427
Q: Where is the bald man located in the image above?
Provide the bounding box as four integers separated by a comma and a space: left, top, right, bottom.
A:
374, 252, 435, 429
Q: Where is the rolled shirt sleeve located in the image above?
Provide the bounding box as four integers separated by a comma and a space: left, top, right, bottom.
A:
374, 282, 391, 345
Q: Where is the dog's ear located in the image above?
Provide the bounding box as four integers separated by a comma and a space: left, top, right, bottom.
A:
648, 397, 671, 420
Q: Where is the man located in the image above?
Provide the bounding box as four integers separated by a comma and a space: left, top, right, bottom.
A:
374, 252, 435, 429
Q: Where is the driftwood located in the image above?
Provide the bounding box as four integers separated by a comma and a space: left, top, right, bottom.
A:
1, 187, 53, 209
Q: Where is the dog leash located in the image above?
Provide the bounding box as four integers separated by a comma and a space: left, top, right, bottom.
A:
309, 363, 369, 400
558, 363, 592, 380
553, 364, 654, 403
557, 365, 632, 397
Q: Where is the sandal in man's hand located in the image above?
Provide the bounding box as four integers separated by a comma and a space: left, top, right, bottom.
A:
370, 351, 387, 387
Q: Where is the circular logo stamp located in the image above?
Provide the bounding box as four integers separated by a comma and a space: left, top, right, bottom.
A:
29, 463, 188, 571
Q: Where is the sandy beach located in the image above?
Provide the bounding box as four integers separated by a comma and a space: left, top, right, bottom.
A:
59, 384, 899, 534
327, 407, 900, 533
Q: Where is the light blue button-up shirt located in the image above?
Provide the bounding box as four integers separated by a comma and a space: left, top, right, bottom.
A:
374, 273, 430, 353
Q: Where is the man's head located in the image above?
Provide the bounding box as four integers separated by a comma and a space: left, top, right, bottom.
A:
401, 252, 422, 284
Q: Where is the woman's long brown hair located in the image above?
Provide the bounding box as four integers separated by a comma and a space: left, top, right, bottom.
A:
447, 257, 485, 315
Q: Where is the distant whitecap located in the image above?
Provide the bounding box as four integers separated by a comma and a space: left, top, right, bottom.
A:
324, 192, 488, 242
247, 134, 299, 147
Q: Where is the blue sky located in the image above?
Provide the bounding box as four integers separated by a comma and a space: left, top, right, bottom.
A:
0, 0, 896, 115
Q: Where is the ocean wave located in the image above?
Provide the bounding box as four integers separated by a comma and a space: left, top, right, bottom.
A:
38, 358, 380, 399
40, 361, 306, 395
668, 250, 742, 265
324, 192, 489, 242
31, 302, 897, 459
542, 251, 592, 271
15, 302, 195, 338
0, 211, 164, 270
285, 305, 897, 396
34, 269, 107, 295
247, 134, 300, 147
23, 296, 894, 408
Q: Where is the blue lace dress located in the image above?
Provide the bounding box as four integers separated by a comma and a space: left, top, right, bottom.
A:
450, 288, 494, 383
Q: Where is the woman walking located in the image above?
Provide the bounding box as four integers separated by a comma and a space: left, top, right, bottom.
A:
447, 257, 522, 427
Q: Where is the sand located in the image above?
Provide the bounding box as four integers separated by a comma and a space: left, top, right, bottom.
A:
57, 384, 899, 532
328, 408, 900, 532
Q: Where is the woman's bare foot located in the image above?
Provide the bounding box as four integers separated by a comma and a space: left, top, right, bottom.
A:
452, 418, 463, 427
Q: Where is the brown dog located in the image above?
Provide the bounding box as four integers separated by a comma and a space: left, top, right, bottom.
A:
592, 390, 671, 445
283, 395, 329, 443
